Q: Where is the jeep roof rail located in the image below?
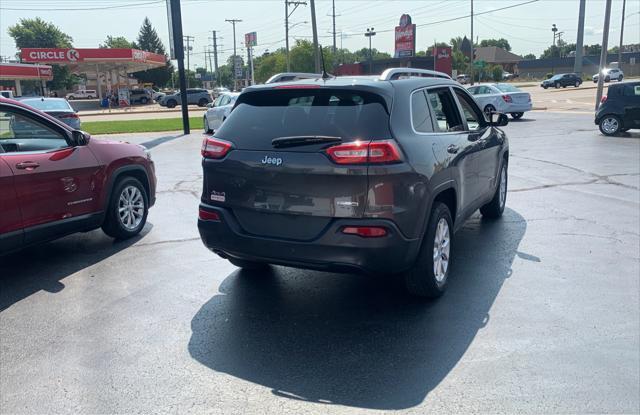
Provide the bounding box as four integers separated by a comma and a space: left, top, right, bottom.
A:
265, 72, 322, 84
379, 68, 452, 81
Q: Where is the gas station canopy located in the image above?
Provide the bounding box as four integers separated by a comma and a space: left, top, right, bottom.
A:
0, 62, 53, 81
20, 48, 166, 73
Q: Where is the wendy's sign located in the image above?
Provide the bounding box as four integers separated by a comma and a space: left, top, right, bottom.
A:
394, 14, 416, 58
433, 46, 453, 76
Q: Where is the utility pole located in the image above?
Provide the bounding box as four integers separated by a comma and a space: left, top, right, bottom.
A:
226, 19, 242, 89
332, 0, 337, 53
310, 0, 320, 73
556, 31, 565, 57
574, 0, 586, 74
207, 47, 213, 80
183, 35, 194, 87
552, 24, 558, 47
210, 31, 220, 83
285, 0, 307, 72
470, 0, 474, 85
595, 0, 612, 110
365, 28, 376, 75
167, 0, 189, 134
618, 0, 626, 65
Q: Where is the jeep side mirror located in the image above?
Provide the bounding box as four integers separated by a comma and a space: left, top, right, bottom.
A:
489, 112, 509, 127
72, 130, 91, 146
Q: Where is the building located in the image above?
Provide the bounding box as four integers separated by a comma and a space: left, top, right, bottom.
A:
473, 46, 523, 73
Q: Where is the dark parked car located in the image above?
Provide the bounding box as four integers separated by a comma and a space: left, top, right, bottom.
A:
595, 81, 640, 136
540, 73, 582, 89
0, 97, 156, 255
158, 88, 212, 108
198, 68, 510, 298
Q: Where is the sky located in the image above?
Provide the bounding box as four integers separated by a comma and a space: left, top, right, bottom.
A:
0, 0, 638, 71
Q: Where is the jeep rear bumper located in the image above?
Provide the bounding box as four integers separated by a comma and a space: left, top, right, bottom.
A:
198, 203, 421, 275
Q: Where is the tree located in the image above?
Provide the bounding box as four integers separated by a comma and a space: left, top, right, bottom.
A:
522, 53, 536, 60
100, 36, 137, 49
8, 17, 77, 90
479, 38, 512, 52
131, 17, 173, 87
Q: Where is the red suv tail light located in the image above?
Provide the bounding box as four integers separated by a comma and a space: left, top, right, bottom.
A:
199, 208, 221, 221
342, 226, 388, 238
502, 95, 513, 103
601, 95, 608, 104
326, 140, 402, 164
201, 137, 232, 159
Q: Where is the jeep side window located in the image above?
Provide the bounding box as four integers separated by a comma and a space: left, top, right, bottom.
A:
454, 89, 484, 131
411, 89, 433, 133
426, 88, 463, 132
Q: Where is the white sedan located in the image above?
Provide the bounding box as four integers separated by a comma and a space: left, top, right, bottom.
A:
203, 92, 240, 134
466, 83, 532, 119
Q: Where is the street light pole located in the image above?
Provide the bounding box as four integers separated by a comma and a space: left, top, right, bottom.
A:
365, 27, 376, 75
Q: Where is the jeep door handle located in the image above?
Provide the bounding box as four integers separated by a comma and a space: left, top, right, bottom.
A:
447, 144, 459, 154
15, 161, 40, 170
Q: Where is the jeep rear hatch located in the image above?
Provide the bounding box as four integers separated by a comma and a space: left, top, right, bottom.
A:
201, 87, 396, 241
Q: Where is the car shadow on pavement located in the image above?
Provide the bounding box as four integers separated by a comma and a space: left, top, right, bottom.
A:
0, 224, 152, 312
188, 208, 527, 410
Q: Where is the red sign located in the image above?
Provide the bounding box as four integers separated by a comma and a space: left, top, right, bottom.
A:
433, 46, 453, 76
21, 48, 165, 65
0, 63, 54, 81
394, 14, 416, 58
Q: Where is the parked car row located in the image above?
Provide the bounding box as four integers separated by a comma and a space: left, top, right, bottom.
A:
540, 68, 625, 89
3, 68, 636, 299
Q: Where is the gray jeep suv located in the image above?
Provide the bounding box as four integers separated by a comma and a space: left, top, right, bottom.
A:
198, 69, 509, 298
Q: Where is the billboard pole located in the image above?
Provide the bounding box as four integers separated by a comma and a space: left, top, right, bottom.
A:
167, 0, 189, 135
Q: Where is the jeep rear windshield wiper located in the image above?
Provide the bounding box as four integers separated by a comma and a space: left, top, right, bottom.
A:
271, 135, 342, 148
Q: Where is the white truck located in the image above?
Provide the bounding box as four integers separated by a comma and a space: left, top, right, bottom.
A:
66, 89, 97, 100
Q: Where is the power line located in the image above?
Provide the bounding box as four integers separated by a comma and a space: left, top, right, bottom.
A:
0, 0, 163, 11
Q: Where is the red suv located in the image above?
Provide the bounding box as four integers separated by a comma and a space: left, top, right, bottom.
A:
0, 97, 156, 254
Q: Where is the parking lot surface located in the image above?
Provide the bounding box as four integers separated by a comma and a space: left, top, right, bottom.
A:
1, 112, 638, 414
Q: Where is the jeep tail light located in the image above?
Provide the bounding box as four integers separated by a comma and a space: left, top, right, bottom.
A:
326, 140, 402, 164
502, 95, 513, 103
342, 226, 388, 238
601, 95, 608, 104
201, 137, 232, 159
199, 208, 221, 222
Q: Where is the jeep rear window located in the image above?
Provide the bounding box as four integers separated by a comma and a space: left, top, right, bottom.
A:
215, 89, 391, 147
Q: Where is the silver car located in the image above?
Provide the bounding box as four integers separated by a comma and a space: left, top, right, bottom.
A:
466, 83, 532, 120
19, 97, 81, 129
593, 67, 624, 83
158, 88, 212, 108
203, 92, 240, 133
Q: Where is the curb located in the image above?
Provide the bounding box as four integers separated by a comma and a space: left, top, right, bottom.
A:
78, 108, 206, 118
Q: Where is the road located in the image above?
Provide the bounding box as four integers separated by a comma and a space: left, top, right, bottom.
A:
1, 113, 639, 414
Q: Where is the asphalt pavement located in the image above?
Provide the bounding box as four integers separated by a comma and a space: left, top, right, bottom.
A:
1, 112, 638, 414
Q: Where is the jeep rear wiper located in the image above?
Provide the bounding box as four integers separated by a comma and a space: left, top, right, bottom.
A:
271, 135, 342, 148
